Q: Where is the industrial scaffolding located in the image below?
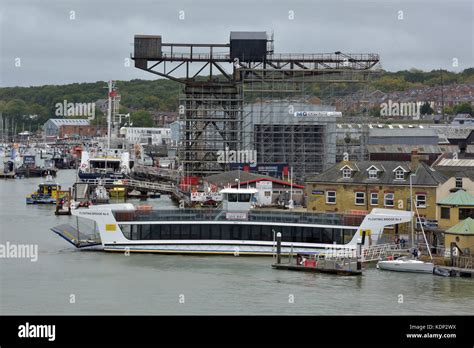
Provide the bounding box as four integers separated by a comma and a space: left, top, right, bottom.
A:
132, 33, 380, 179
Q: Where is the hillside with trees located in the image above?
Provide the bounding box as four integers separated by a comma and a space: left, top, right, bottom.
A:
0, 68, 473, 132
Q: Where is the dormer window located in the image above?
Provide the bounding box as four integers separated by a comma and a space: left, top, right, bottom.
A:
392, 166, 408, 180
342, 168, 351, 178
340, 165, 354, 179
366, 165, 380, 179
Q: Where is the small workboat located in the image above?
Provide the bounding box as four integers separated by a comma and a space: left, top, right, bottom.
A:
26, 176, 66, 204
110, 180, 126, 198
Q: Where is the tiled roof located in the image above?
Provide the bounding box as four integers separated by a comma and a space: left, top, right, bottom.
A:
306, 161, 447, 186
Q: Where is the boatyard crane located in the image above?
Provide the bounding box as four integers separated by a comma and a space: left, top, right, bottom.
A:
132, 32, 380, 177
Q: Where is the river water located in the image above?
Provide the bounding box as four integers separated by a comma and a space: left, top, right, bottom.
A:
0, 170, 472, 315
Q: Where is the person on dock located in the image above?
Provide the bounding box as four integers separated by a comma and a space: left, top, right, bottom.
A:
400, 237, 406, 249
394, 235, 400, 249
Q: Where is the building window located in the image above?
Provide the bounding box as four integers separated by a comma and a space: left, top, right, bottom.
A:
459, 208, 474, 220
326, 191, 336, 204
342, 168, 351, 179
455, 178, 463, 189
416, 194, 427, 208
395, 170, 405, 180
368, 169, 378, 179
355, 192, 365, 205
370, 192, 379, 206
384, 193, 394, 207
441, 207, 450, 219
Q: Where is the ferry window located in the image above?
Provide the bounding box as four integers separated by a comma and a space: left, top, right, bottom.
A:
355, 192, 365, 205
302, 228, 311, 243
441, 208, 450, 219
313, 228, 322, 243
228, 194, 238, 202
326, 191, 336, 204
190, 225, 200, 239
240, 225, 249, 240
171, 226, 181, 240
181, 224, 191, 239
343, 229, 354, 244
455, 178, 463, 188
251, 225, 261, 241
239, 194, 251, 202
221, 225, 231, 240
333, 229, 342, 244
261, 226, 272, 241
120, 225, 131, 239
416, 194, 427, 208
291, 227, 302, 243
150, 224, 161, 239
211, 224, 221, 239
321, 228, 333, 243
161, 224, 171, 239
370, 192, 378, 206
384, 193, 394, 207
141, 224, 151, 240
231, 225, 241, 240
200, 225, 211, 240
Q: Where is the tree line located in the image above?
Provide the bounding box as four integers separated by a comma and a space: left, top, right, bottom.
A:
0, 68, 473, 132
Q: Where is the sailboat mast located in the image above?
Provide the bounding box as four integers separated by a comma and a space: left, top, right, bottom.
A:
107, 80, 113, 151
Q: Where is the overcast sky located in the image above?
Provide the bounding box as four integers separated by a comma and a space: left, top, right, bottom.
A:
0, 0, 472, 87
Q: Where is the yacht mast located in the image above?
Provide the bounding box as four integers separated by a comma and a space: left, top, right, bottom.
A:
107, 80, 113, 151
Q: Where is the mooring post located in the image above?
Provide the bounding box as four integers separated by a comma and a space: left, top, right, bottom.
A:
276, 232, 282, 264
357, 230, 366, 271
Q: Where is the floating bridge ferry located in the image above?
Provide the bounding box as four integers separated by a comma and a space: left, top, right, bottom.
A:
51, 188, 412, 255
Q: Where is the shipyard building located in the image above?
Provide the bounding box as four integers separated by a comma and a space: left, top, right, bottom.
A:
242, 100, 341, 182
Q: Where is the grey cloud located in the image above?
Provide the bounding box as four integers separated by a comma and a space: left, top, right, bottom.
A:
0, 0, 472, 87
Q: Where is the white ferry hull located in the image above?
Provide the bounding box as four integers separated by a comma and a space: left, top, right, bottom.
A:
102, 241, 354, 256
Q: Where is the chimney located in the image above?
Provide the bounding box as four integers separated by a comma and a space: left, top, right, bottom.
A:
411, 149, 429, 170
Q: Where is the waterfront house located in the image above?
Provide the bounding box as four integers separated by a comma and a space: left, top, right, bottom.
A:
305, 151, 447, 235
437, 190, 474, 230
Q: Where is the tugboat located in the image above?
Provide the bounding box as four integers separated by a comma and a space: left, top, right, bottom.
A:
26, 175, 66, 204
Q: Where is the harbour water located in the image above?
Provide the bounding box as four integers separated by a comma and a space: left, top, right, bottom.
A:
0, 170, 473, 315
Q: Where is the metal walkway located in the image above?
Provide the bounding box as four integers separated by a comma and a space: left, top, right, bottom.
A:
323, 243, 408, 263
79, 178, 175, 194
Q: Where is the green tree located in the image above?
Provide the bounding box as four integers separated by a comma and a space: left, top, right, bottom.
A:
130, 110, 153, 127
453, 102, 472, 116
4, 99, 28, 118
420, 102, 434, 115
443, 106, 454, 115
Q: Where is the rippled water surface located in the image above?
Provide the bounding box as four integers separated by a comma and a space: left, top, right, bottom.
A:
1, 170, 473, 315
